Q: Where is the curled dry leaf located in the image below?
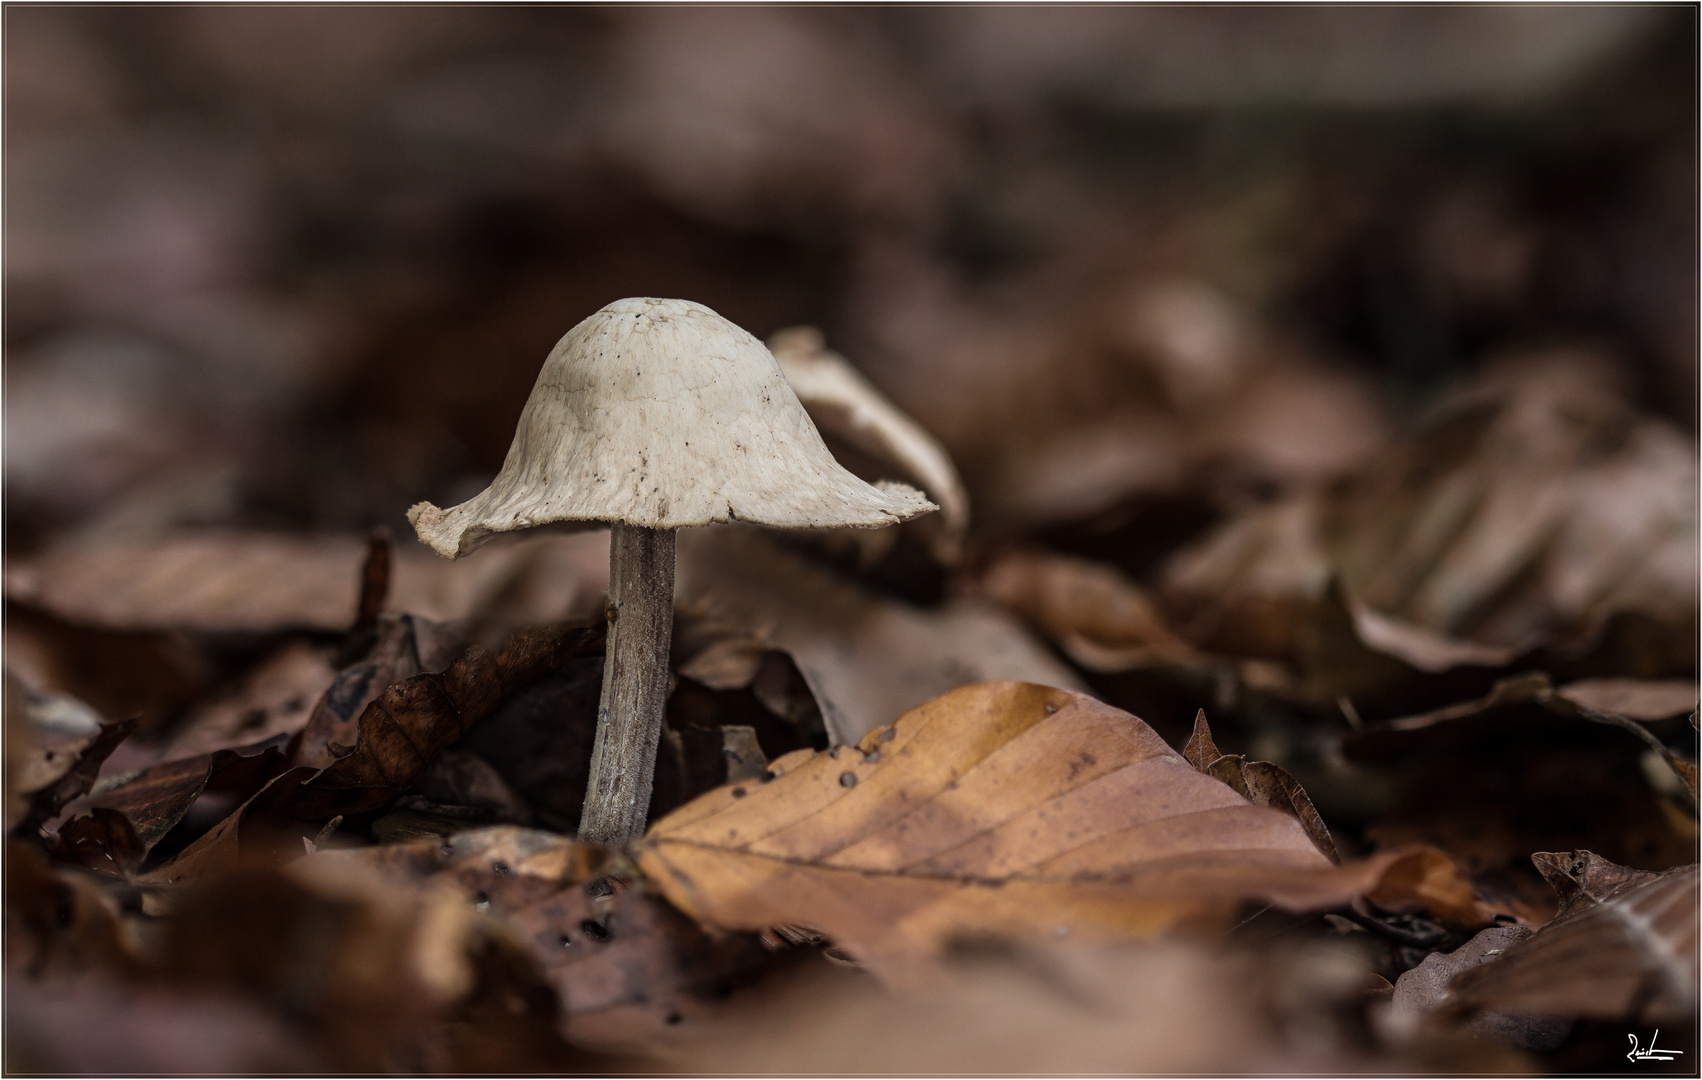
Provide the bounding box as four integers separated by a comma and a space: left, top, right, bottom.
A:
1446, 858, 1698, 1024
13, 716, 138, 839
144, 626, 601, 884
1554, 678, 1698, 722
770, 326, 970, 564
1363, 671, 1699, 800
1183, 710, 1339, 864
637, 681, 1480, 980
972, 548, 1207, 672
53, 735, 292, 874
675, 527, 1085, 745
1161, 354, 1697, 679
3, 530, 610, 635
288, 624, 599, 817
295, 614, 465, 769
1530, 848, 1662, 920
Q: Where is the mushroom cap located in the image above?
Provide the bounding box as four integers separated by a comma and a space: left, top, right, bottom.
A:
409, 297, 937, 559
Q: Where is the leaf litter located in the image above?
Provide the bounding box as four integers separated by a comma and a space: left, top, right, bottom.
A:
5, 13, 1697, 1070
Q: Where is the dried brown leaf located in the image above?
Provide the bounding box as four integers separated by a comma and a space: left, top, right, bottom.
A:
144, 626, 600, 883
160, 641, 336, 761
4, 675, 104, 829
720, 726, 768, 783
1162, 355, 1697, 677
974, 549, 1208, 672
14, 716, 137, 839
637, 681, 1472, 979
294, 625, 595, 814
295, 614, 463, 769
1447, 860, 1698, 1023
1365, 671, 1699, 801
1557, 678, 1698, 722
53, 735, 291, 874
1242, 760, 1340, 865
324, 826, 781, 1053
1181, 709, 1222, 772
675, 527, 1086, 745
1182, 710, 1340, 864
52, 808, 147, 877
4, 532, 378, 633
771, 326, 971, 564
3, 530, 610, 635
1530, 849, 1663, 921
1387, 926, 1571, 1050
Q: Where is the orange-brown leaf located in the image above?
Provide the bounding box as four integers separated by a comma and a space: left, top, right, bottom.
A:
636, 681, 1443, 978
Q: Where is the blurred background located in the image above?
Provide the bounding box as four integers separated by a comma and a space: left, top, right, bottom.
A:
6, 5, 1695, 551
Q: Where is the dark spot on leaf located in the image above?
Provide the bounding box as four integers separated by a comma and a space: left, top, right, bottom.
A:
878, 728, 896, 743
578, 918, 611, 942
491, 861, 510, 876
666, 1011, 684, 1025
732, 787, 746, 798
839, 772, 857, 788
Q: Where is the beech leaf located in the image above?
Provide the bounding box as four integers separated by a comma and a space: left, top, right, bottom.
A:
1446, 857, 1698, 1023
636, 681, 1474, 978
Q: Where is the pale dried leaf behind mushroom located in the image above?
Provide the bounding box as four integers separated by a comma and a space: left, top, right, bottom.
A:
674, 526, 1085, 745
770, 325, 971, 564
3, 530, 610, 636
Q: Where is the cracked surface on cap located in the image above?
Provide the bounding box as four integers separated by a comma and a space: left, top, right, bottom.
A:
410, 297, 936, 559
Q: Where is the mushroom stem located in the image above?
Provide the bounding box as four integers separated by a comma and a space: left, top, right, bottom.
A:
580, 522, 677, 844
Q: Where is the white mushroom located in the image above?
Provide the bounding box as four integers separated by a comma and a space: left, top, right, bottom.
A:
408, 297, 935, 843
